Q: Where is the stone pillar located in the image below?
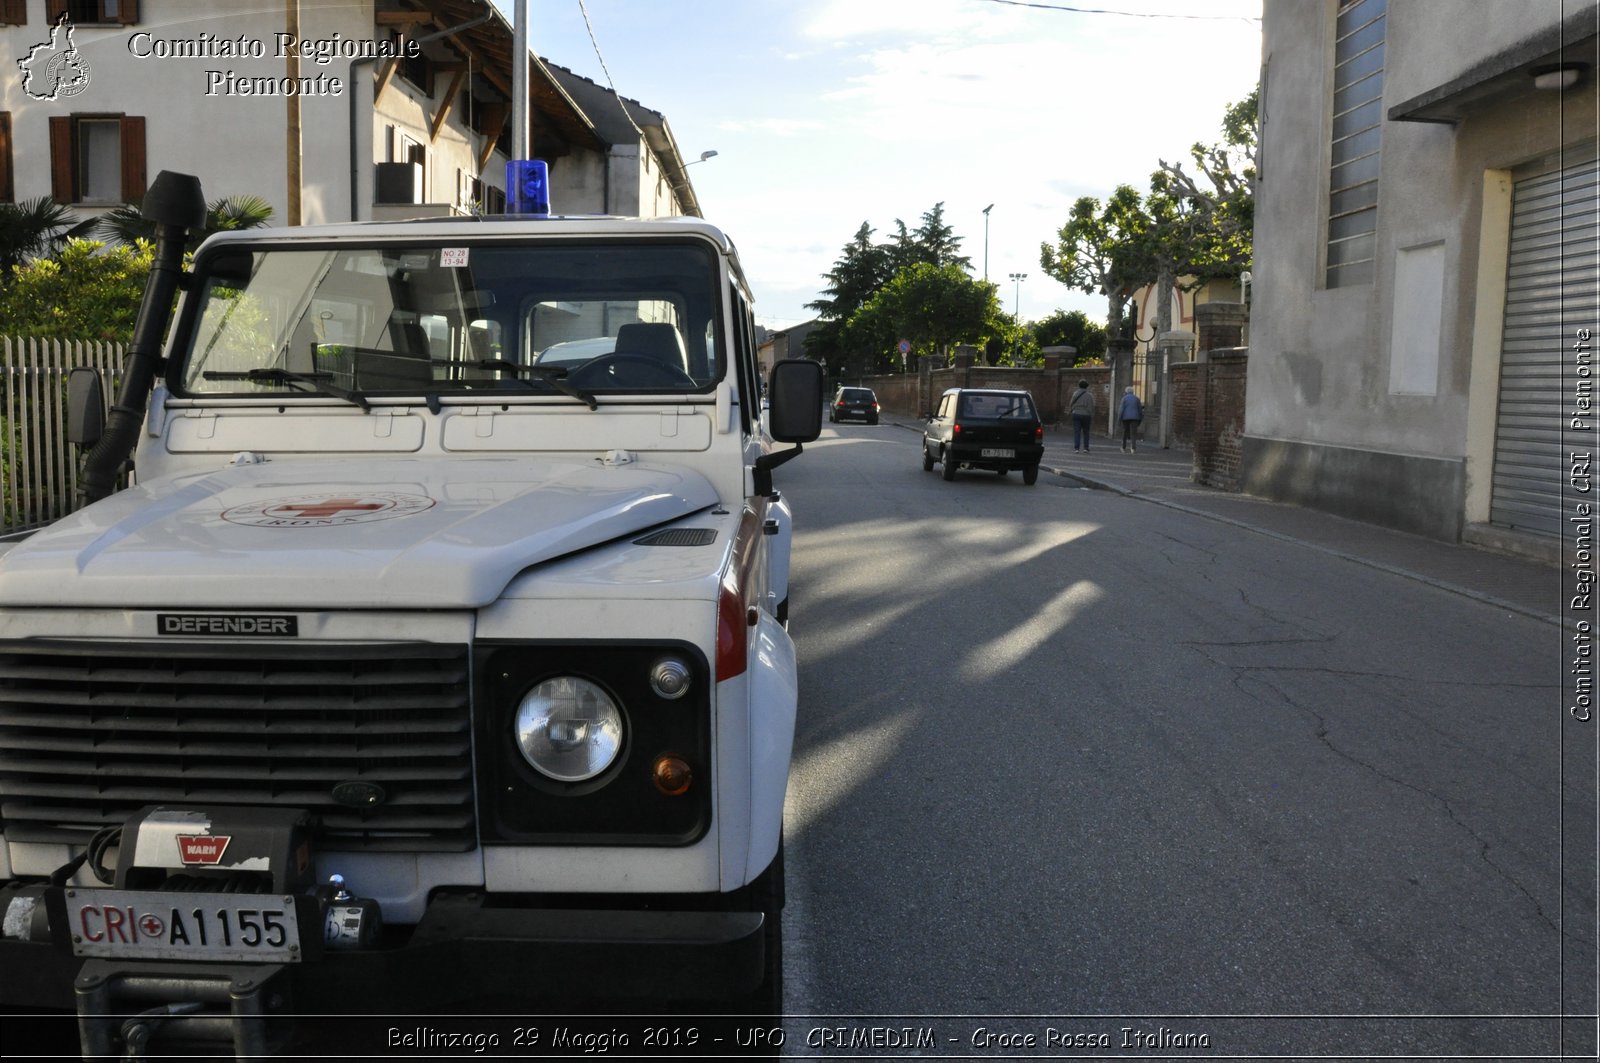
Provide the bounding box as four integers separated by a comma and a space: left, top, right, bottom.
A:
1195, 302, 1248, 355
1041, 345, 1074, 423
917, 352, 934, 416
1155, 331, 1196, 449
1105, 336, 1135, 437
953, 344, 977, 388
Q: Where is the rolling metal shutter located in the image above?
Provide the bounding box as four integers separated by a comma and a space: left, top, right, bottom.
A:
1491, 157, 1600, 537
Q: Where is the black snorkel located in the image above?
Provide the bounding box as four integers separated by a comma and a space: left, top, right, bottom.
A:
77, 171, 207, 507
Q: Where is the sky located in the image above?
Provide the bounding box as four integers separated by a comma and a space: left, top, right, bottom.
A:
500, 0, 1263, 332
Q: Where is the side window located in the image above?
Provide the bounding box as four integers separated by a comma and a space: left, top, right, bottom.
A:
729, 284, 754, 435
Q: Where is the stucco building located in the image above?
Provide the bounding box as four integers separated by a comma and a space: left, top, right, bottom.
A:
0, 0, 704, 225
1247, 0, 1598, 560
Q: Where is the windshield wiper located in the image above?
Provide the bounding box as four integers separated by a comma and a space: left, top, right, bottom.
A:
451, 360, 599, 411
202, 368, 370, 410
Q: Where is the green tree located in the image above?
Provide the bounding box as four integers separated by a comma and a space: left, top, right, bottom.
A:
910, 202, 971, 271
1031, 309, 1107, 363
804, 221, 893, 372
1038, 185, 1151, 339
843, 262, 998, 369
1136, 88, 1257, 336
0, 197, 94, 281
1154, 87, 1255, 271
96, 193, 274, 251
883, 217, 919, 274
0, 238, 156, 342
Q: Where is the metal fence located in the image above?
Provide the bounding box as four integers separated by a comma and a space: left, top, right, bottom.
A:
2, 336, 127, 531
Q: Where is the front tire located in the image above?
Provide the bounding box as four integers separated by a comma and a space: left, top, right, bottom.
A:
922, 445, 934, 471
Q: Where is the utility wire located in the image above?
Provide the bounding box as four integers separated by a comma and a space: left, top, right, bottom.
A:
575, 0, 648, 143
975, 0, 1260, 20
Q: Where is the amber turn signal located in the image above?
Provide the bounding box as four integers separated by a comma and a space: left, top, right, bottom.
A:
652, 754, 693, 796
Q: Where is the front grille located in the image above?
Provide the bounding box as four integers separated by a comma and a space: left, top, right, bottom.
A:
0, 640, 475, 852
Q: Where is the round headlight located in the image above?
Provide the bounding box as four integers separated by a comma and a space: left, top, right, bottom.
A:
514, 676, 624, 782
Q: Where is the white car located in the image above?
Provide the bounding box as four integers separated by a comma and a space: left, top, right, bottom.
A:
0, 172, 823, 1054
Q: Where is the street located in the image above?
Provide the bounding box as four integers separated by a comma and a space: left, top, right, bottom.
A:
778, 422, 1572, 1057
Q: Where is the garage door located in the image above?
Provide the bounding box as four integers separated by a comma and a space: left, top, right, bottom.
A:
1491, 155, 1600, 538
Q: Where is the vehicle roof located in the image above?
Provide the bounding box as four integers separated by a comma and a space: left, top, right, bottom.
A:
195, 213, 749, 300
941, 387, 1032, 396
198, 214, 736, 256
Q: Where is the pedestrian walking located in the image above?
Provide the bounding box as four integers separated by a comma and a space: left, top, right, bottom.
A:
1119, 385, 1144, 452
1068, 380, 1095, 452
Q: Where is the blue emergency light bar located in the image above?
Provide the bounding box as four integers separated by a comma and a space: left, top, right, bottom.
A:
507, 159, 550, 216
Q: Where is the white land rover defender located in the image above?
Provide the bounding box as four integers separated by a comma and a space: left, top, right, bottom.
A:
0, 173, 822, 1057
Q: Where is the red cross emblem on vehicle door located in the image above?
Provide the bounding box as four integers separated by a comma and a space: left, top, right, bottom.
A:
266, 498, 389, 519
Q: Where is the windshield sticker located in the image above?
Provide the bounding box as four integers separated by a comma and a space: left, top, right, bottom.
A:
221, 492, 436, 528
439, 248, 469, 268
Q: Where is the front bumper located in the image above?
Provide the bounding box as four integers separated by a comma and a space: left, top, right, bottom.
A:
0, 888, 768, 1012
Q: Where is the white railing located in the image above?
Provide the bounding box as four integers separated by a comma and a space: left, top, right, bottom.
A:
2, 336, 127, 531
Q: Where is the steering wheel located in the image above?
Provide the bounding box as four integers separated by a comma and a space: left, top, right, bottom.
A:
567, 352, 697, 389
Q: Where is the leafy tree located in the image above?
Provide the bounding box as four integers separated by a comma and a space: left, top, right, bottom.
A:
0, 238, 156, 342
96, 193, 274, 251
1154, 87, 1255, 271
1136, 88, 1257, 335
883, 218, 919, 274
0, 197, 94, 281
1038, 185, 1150, 339
804, 221, 893, 370
842, 262, 997, 368
911, 202, 970, 271
1032, 309, 1106, 363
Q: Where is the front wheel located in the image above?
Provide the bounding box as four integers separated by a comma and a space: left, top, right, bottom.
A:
922, 444, 934, 471
1023, 465, 1039, 485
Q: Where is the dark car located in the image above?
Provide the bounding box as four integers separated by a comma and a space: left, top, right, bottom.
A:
829, 386, 880, 424
922, 387, 1045, 484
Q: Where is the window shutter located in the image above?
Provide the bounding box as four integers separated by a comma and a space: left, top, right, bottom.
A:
0, 0, 27, 25
0, 114, 12, 202
119, 115, 146, 202
45, 0, 65, 21
49, 116, 74, 202
116, 0, 139, 25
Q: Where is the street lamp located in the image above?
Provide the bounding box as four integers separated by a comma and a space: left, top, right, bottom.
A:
685, 150, 719, 166
982, 204, 994, 281
1008, 272, 1027, 357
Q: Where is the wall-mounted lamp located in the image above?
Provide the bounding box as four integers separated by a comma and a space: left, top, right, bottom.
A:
686, 150, 719, 166
1532, 63, 1586, 91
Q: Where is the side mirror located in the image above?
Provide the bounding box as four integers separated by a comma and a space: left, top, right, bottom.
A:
767, 359, 823, 443
66, 367, 105, 447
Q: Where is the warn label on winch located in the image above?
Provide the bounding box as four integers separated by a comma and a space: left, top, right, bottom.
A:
176, 834, 230, 865
156, 614, 298, 637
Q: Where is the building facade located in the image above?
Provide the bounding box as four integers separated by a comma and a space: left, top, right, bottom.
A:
1247, 0, 1598, 559
0, 0, 701, 226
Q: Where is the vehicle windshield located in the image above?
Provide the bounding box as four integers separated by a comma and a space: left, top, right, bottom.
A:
958, 393, 1035, 420
177, 241, 723, 399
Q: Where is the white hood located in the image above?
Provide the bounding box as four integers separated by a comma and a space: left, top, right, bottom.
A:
0, 457, 719, 609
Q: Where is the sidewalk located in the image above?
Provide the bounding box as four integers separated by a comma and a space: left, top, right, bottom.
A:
899, 420, 1564, 626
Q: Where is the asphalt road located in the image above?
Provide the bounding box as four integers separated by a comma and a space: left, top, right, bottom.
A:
777, 423, 1574, 1058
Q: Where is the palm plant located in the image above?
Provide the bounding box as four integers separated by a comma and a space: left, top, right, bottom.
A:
96, 194, 274, 251
0, 197, 95, 279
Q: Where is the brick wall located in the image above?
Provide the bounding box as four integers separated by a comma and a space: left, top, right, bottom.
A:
1192, 349, 1248, 489
1168, 363, 1200, 448
863, 362, 1112, 427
